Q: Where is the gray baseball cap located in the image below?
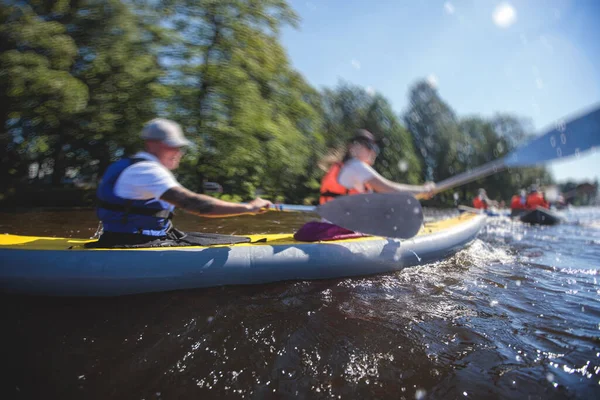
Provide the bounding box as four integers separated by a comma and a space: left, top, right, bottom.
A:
141, 118, 193, 148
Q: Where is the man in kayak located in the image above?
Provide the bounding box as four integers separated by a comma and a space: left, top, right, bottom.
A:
92, 118, 272, 247
472, 188, 498, 210
295, 129, 434, 241
525, 185, 549, 209
510, 189, 527, 210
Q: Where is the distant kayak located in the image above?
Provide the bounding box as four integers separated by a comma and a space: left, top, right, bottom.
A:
511, 207, 562, 226
0, 214, 486, 297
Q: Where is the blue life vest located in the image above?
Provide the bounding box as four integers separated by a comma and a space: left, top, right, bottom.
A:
97, 158, 173, 236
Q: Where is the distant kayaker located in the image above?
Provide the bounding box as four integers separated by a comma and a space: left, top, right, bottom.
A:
91, 118, 272, 247
525, 185, 549, 209
472, 188, 498, 210
319, 129, 434, 204
295, 129, 434, 242
510, 189, 527, 210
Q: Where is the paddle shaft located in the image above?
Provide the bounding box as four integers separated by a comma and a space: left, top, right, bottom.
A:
429, 159, 506, 195
421, 105, 600, 197
270, 204, 316, 212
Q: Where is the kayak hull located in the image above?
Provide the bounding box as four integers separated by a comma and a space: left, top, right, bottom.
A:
515, 207, 561, 225
0, 214, 486, 297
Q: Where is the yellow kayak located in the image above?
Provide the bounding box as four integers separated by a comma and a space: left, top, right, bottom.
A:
0, 213, 485, 296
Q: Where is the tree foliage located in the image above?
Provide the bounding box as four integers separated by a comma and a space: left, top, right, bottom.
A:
1, 0, 559, 207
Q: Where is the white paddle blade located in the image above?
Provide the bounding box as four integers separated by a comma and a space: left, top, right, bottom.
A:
316, 193, 424, 239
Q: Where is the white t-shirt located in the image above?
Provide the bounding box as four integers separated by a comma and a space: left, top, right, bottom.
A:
114, 151, 181, 210
337, 158, 379, 192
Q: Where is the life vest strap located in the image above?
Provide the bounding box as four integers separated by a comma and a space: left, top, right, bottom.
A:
97, 200, 173, 219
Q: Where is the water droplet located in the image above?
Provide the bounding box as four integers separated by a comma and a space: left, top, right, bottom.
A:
550, 136, 556, 147
413, 207, 420, 214
407, 199, 412, 204
207, 316, 214, 323
393, 226, 398, 231
546, 373, 554, 382
397, 160, 408, 172
575, 148, 580, 158
386, 214, 391, 219
415, 389, 427, 399
516, 280, 521, 286
365, 197, 370, 203
390, 208, 394, 212
560, 133, 566, 144
346, 211, 350, 216
556, 147, 562, 157
393, 255, 400, 261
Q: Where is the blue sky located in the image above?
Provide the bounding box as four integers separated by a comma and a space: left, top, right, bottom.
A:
281, 0, 600, 183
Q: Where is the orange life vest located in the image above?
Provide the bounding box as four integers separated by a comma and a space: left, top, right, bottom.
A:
526, 193, 549, 209
472, 196, 488, 209
319, 162, 370, 205
510, 195, 526, 210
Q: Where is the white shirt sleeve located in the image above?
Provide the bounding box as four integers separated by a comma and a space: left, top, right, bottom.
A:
114, 161, 181, 201
337, 159, 380, 192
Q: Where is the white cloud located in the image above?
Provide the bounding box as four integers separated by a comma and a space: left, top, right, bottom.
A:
351, 59, 361, 70
444, 2, 455, 15
426, 74, 438, 89
366, 86, 375, 96
492, 3, 517, 28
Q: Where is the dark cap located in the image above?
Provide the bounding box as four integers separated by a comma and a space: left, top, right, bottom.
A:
350, 129, 377, 143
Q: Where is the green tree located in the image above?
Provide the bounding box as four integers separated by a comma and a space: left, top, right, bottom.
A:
153, 0, 323, 201
0, 1, 88, 187
0, 0, 165, 189
404, 80, 461, 182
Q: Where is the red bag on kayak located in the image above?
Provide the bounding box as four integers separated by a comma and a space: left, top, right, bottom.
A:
293, 221, 367, 242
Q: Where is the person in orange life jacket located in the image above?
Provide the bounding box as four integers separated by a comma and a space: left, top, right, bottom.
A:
472, 188, 498, 209
319, 129, 435, 204
525, 185, 549, 209
510, 189, 527, 210
295, 129, 435, 242
92, 118, 272, 248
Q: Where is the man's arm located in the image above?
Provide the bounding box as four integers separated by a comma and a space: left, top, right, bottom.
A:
160, 186, 270, 217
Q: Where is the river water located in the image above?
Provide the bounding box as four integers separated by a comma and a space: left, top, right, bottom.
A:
1, 207, 599, 399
